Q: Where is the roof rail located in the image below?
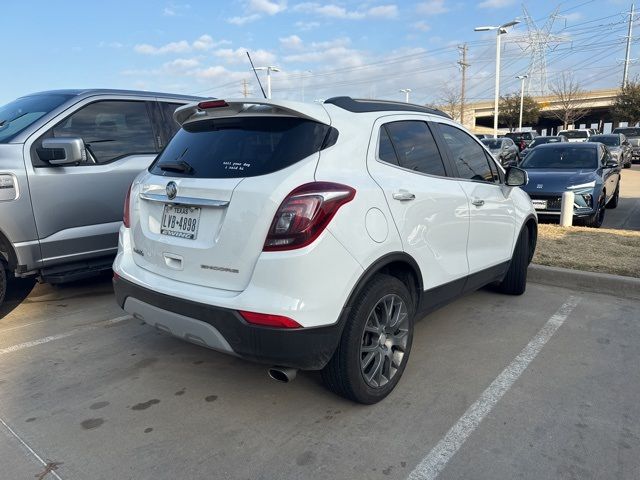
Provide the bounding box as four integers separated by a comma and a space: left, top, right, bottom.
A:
324, 96, 452, 119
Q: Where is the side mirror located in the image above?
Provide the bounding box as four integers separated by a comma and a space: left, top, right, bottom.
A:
505, 166, 528, 187
41, 137, 86, 165
604, 159, 619, 168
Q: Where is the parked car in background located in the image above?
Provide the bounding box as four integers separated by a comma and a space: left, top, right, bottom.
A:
505, 131, 538, 150
612, 127, 640, 163
520, 142, 621, 228
481, 137, 520, 166
557, 128, 591, 142
113, 96, 537, 404
0, 89, 200, 309
520, 135, 568, 158
475, 133, 492, 140
590, 134, 632, 168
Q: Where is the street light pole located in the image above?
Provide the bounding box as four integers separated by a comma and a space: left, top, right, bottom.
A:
475, 20, 520, 138
254, 66, 280, 99
399, 88, 412, 103
516, 75, 528, 131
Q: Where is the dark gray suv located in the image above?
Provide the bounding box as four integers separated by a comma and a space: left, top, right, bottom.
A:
0, 89, 200, 311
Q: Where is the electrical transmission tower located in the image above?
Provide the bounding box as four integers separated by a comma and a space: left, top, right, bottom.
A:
521, 5, 564, 96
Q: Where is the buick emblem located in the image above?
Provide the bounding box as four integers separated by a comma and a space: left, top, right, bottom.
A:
536, 184, 544, 189
166, 181, 178, 200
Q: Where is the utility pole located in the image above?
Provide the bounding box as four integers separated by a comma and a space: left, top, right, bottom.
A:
516, 75, 528, 131
253, 66, 280, 99
242, 79, 249, 98
623, 3, 635, 87
457, 44, 469, 125
399, 88, 412, 103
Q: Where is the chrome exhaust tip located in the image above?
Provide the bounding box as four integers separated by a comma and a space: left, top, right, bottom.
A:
268, 366, 297, 383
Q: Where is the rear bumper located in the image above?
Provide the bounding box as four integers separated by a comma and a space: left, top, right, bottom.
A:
114, 276, 345, 370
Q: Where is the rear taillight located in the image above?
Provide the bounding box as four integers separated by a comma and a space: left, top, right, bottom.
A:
239, 310, 302, 329
264, 182, 355, 251
198, 100, 229, 109
123, 184, 132, 228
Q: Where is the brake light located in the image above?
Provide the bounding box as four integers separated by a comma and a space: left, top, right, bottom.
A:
239, 310, 302, 329
123, 183, 132, 228
264, 182, 355, 251
198, 100, 229, 109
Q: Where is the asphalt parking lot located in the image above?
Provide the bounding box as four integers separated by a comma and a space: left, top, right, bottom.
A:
1, 274, 638, 480
601, 164, 639, 230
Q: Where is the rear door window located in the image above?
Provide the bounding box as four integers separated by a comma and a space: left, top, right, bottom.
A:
439, 123, 497, 183
378, 121, 447, 176
150, 117, 333, 178
159, 102, 184, 140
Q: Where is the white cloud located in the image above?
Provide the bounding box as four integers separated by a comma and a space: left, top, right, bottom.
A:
279, 34, 303, 50
295, 20, 320, 30
134, 35, 229, 55
163, 58, 200, 70
193, 66, 228, 80
416, 0, 448, 15
227, 14, 261, 25
162, 3, 191, 16
227, 0, 286, 24
293, 3, 398, 20
214, 47, 277, 65
477, 0, 515, 8
412, 21, 431, 32
248, 0, 287, 15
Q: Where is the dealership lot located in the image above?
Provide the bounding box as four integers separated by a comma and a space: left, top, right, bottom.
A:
1, 276, 638, 480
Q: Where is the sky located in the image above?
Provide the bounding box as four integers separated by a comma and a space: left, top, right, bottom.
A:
1, 0, 638, 106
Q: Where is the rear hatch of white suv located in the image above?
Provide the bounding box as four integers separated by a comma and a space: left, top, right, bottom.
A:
128, 100, 336, 292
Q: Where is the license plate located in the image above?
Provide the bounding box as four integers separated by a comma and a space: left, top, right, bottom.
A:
532, 199, 547, 210
161, 205, 200, 239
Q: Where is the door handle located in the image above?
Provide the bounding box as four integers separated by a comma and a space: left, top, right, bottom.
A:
472, 199, 485, 207
392, 191, 416, 201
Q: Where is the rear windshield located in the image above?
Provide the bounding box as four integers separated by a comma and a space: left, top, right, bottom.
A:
613, 127, 640, 137
559, 130, 588, 139
504, 133, 522, 141
0, 93, 74, 143
590, 136, 619, 146
529, 137, 561, 147
150, 116, 334, 178
520, 146, 597, 169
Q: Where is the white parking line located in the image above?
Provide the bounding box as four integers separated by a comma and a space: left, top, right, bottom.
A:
0, 315, 130, 356
407, 295, 581, 480
0, 417, 63, 480
0, 320, 47, 333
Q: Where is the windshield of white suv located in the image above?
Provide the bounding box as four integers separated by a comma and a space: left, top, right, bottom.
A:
0, 94, 74, 143
520, 146, 597, 169
150, 117, 335, 178
613, 127, 640, 137
559, 130, 588, 139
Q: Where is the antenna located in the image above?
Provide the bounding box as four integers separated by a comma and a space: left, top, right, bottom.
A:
246, 51, 267, 99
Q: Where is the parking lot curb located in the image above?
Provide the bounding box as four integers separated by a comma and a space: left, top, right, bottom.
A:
528, 264, 640, 301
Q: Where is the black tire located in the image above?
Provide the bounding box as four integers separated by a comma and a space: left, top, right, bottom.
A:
495, 227, 529, 295
584, 195, 606, 227
606, 184, 620, 209
623, 156, 631, 168
321, 274, 414, 404
0, 260, 6, 307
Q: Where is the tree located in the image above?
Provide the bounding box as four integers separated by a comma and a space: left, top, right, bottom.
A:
436, 85, 462, 121
498, 92, 540, 131
612, 78, 640, 126
548, 73, 589, 129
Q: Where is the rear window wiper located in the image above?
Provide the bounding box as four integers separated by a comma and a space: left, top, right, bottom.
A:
159, 160, 194, 174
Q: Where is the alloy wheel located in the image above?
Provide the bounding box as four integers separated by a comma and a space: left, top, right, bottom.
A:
359, 294, 409, 388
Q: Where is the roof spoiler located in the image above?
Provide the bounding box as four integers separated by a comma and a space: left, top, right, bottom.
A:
174, 98, 331, 126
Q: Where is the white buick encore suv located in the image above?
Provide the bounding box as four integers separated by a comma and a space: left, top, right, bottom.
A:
113, 97, 537, 404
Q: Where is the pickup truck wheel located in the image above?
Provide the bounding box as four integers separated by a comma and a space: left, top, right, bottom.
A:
321, 274, 414, 404
495, 227, 529, 295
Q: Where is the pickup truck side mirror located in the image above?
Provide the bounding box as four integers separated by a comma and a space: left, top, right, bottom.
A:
505, 166, 528, 187
41, 137, 86, 165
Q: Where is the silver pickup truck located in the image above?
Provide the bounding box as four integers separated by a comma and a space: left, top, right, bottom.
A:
0, 89, 200, 311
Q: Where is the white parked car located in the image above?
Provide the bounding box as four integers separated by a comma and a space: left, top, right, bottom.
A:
557, 128, 591, 142
113, 97, 538, 404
